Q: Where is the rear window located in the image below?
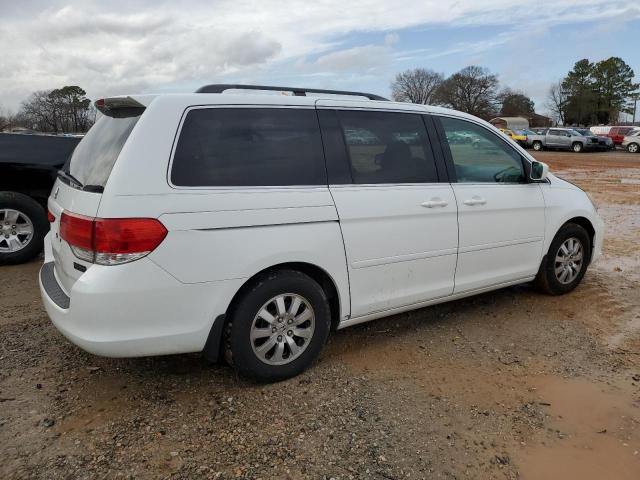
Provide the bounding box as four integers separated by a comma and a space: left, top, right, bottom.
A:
64, 108, 143, 188
170, 108, 326, 187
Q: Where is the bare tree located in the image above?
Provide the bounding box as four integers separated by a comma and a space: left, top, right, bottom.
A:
391, 68, 444, 104
0, 105, 7, 131
435, 66, 500, 119
20, 91, 59, 132
545, 81, 568, 125
18, 86, 94, 133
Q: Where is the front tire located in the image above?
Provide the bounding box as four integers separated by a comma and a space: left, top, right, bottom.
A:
532, 141, 543, 151
572, 142, 584, 153
628, 143, 639, 153
0, 192, 48, 265
224, 270, 331, 382
535, 223, 591, 295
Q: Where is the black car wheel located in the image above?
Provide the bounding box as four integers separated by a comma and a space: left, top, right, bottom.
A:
224, 269, 331, 382
0, 192, 49, 265
535, 223, 591, 295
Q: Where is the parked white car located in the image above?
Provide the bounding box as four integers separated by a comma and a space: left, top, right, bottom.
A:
39, 85, 604, 381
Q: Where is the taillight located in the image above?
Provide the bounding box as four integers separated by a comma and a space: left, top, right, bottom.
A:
60, 211, 167, 265
47, 210, 56, 222
60, 212, 94, 262
93, 218, 167, 265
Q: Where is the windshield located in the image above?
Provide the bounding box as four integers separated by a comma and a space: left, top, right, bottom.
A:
63, 108, 143, 189
569, 130, 583, 136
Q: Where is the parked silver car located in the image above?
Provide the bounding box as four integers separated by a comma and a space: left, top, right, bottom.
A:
622, 130, 640, 153
527, 128, 599, 153
574, 128, 614, 151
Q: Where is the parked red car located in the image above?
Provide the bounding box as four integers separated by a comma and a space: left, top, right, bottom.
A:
608, 126, 636, 146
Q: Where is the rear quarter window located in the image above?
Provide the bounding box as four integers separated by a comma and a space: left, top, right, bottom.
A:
170, 108, 326, 187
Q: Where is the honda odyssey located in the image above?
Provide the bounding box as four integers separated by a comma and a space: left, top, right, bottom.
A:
39, 85, 604, 381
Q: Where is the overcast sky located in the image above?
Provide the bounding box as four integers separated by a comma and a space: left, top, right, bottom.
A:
1, 0, 639, 115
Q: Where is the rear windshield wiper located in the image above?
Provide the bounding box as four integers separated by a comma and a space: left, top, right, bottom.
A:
57, 169, 83, 189
57, 170, 104, 193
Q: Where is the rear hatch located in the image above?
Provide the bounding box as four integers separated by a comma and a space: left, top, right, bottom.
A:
48, 98, 145, 293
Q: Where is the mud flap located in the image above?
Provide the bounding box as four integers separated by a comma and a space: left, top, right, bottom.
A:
202, 314, 226, 363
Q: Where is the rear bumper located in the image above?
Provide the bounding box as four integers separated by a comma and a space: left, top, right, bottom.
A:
39, 235, 243, 358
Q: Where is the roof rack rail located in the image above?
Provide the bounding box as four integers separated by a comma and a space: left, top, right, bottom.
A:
195, 84, 388, 101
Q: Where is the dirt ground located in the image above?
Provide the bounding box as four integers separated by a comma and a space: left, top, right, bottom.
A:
1, 150, 639, 480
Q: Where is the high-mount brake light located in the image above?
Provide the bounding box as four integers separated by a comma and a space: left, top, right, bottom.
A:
59, 211, 167, 265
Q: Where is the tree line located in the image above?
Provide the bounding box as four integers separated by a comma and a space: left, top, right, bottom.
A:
546, 57, 638, 126
0, 86, 95, 134
2, 58, 637, 133
391, 56, 638, 126
391, 66, 538, 121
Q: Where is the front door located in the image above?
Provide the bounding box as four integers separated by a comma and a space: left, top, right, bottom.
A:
318, 107, 459, 318
436, 115, 546, 293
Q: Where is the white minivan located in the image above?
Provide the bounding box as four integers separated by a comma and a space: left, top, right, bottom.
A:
39, 85, 604, 381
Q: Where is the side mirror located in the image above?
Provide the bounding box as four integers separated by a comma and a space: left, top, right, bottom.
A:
530, 161, 549, 181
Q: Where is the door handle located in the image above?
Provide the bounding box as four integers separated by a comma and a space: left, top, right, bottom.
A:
463, 196, 487, 206
421, 198, 448, 208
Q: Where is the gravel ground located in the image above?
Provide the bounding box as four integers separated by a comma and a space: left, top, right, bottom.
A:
1, 150, 639, 479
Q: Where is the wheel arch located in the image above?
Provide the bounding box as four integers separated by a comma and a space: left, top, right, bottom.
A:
226, 261, 343, 331
202, 261, 343, 363
558, 216, 595, 258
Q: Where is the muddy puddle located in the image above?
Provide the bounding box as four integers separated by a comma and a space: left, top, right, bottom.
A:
515, 376, 640, 480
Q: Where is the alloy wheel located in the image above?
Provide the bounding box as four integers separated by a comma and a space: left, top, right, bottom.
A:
0, 209, 34, 253
250, 293, 315, 365
554, 237, 584, 284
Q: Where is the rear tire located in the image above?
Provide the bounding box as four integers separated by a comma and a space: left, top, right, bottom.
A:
224, 269, 331, 382
535, 223, 591, 295
0, 192, 48, 265
572, 142, 584, 153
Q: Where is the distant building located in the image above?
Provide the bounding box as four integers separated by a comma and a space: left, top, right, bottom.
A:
528, 113, 552, 128
489, 117, 529, 130
490, 114, 552, 130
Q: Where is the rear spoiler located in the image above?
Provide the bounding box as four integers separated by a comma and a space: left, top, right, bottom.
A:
95, 97, 146, 116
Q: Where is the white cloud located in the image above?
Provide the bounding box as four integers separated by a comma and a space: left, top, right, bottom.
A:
0, 0, 638, 110
384, 33, 399, 46
299, 45, 391, 73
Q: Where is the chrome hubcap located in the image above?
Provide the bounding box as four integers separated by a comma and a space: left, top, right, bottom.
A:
0, 209, 34, 253
250, 293, 315, 365
554, 237, 583, 284
630, 144, 638, 153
